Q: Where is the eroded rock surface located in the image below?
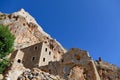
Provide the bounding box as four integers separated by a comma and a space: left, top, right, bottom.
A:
95, 60, 120, 80
0, 9, 66, 60
68, 66, 85, 80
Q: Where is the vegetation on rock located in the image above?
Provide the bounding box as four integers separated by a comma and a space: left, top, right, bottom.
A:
0, 24, 15, 58
0, 59, 9, 74
0, 24, 15, 73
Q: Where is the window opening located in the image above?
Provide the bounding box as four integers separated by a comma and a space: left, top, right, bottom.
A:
49, 51, 51, 55
45, 48, 47, 52
17, 59, 21, 63
43, 58, 45, 62
32, 57, 35, 61
34, 46, 38, 50
61, 59, 64, 62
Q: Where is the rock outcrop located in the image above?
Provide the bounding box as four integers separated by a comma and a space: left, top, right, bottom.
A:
0, 9, 66, 80
0, 9, 66, 61
95, 60, 120, 80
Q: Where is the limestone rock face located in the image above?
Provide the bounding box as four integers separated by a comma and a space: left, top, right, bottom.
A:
68, 66, 85, 80
0, 8, 66, 56
95, 60, 120, 80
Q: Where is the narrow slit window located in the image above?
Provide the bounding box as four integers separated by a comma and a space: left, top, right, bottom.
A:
43, 58, 45, 62
45, 48, 47, 52
61, 59, 64, 62
49, 51, 51, 55
32, 57, 35, 61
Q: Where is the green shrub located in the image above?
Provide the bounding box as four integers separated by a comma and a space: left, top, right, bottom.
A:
0, 24, 15, 73
0, 24, 15, 58
0, 59, 9, 74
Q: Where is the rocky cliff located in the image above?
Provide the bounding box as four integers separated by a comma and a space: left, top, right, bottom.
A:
0, 9, 120, 80
95, 59, 120, 80
0, 9, 66, 61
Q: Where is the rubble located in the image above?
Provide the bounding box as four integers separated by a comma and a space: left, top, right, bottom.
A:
18, 68, 63, 80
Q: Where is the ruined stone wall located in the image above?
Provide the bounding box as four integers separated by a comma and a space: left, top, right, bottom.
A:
62, 48, 100, 80
40, 48, 101, 80
6, 50, 25, 80
10, 49, 25, 69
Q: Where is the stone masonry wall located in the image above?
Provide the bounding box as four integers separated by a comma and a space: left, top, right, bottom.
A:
40, 48, 101, 80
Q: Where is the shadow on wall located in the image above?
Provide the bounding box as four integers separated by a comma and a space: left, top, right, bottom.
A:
21, 43, 42, 69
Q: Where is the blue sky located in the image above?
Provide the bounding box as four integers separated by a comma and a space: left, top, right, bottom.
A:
0, 0, 120, 66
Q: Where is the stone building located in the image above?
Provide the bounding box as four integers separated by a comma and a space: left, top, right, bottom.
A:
10, 42, 54, 69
